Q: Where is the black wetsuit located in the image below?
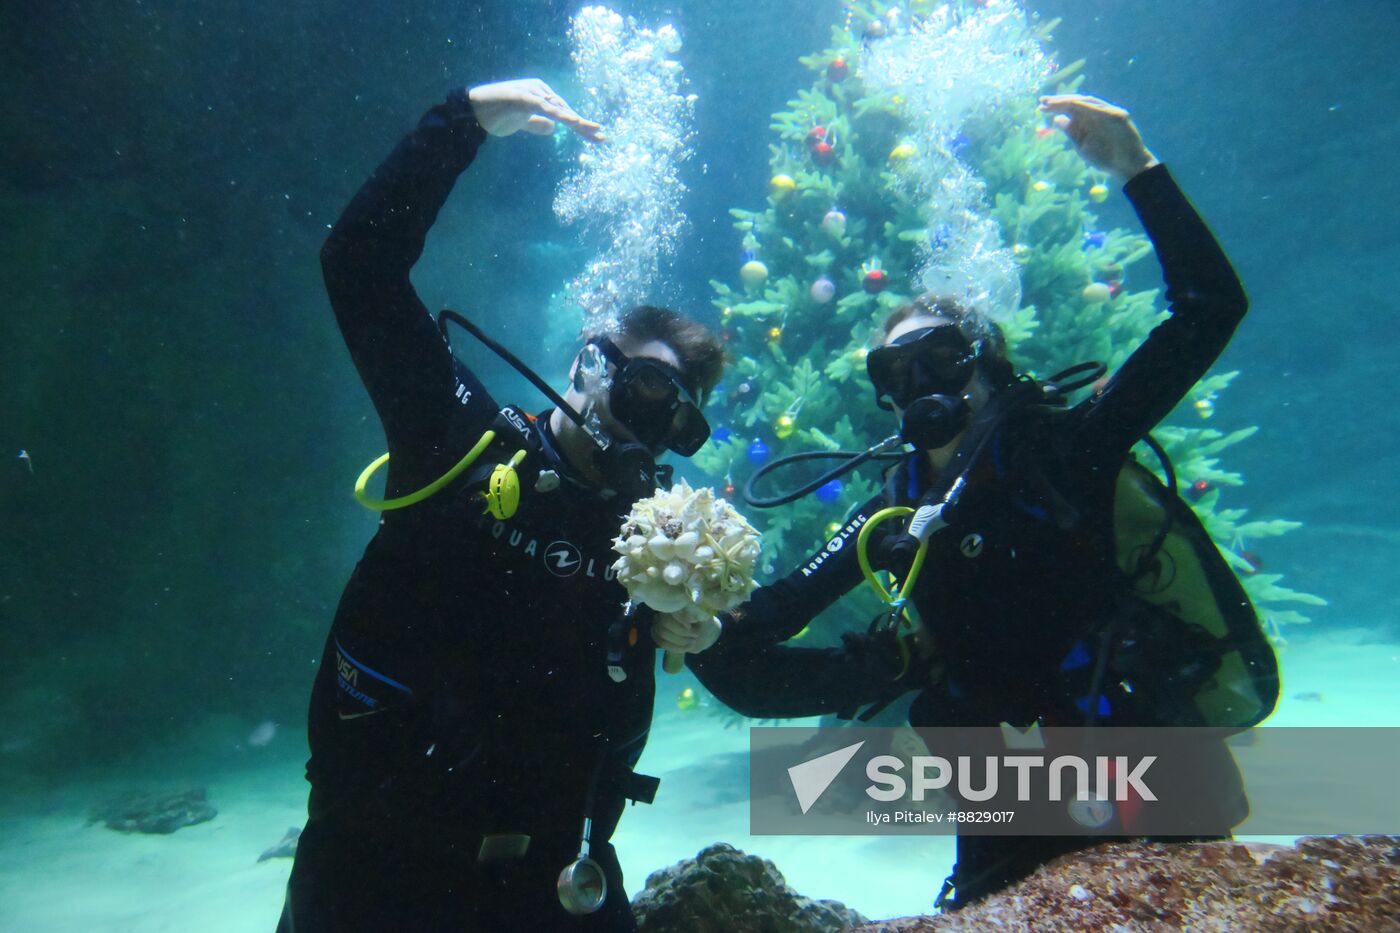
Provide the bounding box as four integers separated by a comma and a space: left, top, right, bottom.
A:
690, 164, 1255, 907
281, 91, 655, 932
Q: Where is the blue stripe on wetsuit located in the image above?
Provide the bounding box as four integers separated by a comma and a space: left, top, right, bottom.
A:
335, 639, 413, 696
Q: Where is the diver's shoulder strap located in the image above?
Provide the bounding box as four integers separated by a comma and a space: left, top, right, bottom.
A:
489, 405, 541, 453
455, 405, 546, 504
918, 380, 1056, 513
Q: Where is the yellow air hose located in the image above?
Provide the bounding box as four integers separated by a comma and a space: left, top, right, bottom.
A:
354, 430, 500, 511
856, 505, 931, 680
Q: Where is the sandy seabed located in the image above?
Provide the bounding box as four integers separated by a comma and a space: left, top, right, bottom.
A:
1, 627, 1395, 932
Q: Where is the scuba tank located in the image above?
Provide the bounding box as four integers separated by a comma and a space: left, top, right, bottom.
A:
1108, 453, 1279, 730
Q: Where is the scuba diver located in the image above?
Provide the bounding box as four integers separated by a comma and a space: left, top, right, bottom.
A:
689, 94, 1279, 909
279, 79, 725, 931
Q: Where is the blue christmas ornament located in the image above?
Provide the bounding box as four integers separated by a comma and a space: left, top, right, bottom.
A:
741, 248, 757, 262
949, 132, 970, 157
713, 425, 732, 443
747, 440, 770, 465
815, 479, 843, 503
1083, 231, 1106, 249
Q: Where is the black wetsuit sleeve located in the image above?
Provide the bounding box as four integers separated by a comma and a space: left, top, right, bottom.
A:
689, 630, 907, 719
1072, 164, 1248, 456
320, 89, 494, 466
688, 499, 907, 717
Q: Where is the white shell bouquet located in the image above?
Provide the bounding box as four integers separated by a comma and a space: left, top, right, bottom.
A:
611, 479, 762, 620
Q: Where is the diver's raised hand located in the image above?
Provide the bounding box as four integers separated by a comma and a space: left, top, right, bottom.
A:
652, 611, 722, 655
1040, 94, 1159, 184
468, 78, 605, 142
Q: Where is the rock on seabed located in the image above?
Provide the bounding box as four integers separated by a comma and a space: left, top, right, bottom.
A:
845, 836, 1400, 932
633, 842, 867, 933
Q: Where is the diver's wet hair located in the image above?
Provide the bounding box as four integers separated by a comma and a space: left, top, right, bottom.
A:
881, 294, 1016, 388
600, 305, 727, 402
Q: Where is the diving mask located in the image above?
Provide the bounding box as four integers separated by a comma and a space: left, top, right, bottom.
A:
583, 336, 710, 456
866, 325, 976, 411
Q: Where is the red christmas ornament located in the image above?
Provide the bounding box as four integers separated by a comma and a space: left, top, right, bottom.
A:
805, 126, 827, 150
811, 141, 836, 166
724, 484, 736, 495
862, 268, 888, 294
827, 58, 849, 81
1107, 280, 1123, 296
1187, 479, 1212, 501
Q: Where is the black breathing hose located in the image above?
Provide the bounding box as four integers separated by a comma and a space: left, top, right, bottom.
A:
437, 308, 601, 443
743, 441, 907, 509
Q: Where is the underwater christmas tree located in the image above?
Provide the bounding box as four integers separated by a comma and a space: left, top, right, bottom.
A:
693, 0, 1323, 644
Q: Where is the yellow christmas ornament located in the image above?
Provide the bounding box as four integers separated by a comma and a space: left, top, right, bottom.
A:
1089, 183, 1110, 202
1082, 282, 1112, 303
740, 260, 769, 289
769, 173, 796, 199
1194, 398, 1215, 419
1032, 180, 1051, 192
768, 325, 782, 341
676, 687, 699, 712
775, 413, 796, 439
889, 142, 916, 162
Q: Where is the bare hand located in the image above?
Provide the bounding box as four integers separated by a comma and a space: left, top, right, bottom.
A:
652, 612, 722, 654
1040, 94, 1159, 184
468, 78, 605, 143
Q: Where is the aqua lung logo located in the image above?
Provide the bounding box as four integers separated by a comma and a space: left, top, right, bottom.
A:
960, 533, 984, 559
545, 541, 583, 577
802, 514, 869, 577
473, 514, 617, 581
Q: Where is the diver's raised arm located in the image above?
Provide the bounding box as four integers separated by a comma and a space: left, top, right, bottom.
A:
469, 78, 605, 141
1039, 94, 1158, 184
321, 80, 601, 446
1042, 94, 1248, 456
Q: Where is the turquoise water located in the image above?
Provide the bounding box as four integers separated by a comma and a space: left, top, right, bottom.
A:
2, 1, 1398, 929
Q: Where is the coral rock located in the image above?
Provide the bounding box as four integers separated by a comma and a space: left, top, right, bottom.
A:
633, 843, 866, 933
843, 836, 1400, 932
